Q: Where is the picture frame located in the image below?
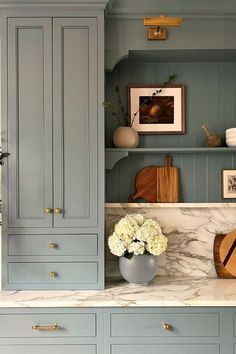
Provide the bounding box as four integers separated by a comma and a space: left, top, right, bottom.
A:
222, 170, 236, 198
128, 84, 185, 134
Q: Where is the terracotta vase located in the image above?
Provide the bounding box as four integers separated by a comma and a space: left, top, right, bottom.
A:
113, 127, 139, 148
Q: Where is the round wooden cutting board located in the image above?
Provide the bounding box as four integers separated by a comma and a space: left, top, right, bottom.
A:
214, 230, 236, 278
219, 230, 236, 277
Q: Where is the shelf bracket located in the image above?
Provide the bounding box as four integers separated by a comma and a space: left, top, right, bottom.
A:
105, 150, 129, 170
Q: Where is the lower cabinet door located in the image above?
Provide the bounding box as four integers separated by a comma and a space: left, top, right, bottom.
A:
110, 344, 219, 354
0, 345, 96, 354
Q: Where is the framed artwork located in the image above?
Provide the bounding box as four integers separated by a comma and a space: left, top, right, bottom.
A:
128, 84, 185, 134
222, 170, 236, 198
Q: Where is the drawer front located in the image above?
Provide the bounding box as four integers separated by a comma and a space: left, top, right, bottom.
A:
8, 262, 98, 284
111, 345, 219, 354
110, 313, 219, 337
0, 345, 96, 354
8, 234, 98, 256
0, 313, 96, 338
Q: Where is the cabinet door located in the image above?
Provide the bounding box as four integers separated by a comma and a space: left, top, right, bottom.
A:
53, 18, 98, 228
7, 18, 53, 227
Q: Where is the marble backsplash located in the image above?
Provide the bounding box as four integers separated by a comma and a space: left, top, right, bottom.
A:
105, 204, 236, 278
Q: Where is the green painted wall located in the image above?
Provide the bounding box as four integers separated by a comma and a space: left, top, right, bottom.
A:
105, 60, 236, 203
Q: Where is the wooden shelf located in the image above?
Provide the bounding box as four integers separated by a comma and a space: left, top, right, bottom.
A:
105, 147, 236, 169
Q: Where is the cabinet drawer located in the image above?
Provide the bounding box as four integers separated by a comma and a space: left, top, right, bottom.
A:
8, 234, 98, 256
0, 345, 96, 354
111, 345, 219, 354
8, 262, 98, 284
110, 313, 219, 337
0, 313, 96, 338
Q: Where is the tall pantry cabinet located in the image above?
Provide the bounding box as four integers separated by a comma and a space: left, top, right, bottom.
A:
1, 4, 107, 289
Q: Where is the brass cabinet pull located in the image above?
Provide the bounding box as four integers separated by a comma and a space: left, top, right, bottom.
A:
162, 323, 171, 331
32, 323, 60, 331
49, 242, 58, 249
54, 208, 63, 214
45, 208, 53, 214
49, 271, 58, 278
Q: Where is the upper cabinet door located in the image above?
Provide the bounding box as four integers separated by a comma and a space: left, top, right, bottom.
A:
53, 18, 98, 228
7, 18, 53, 227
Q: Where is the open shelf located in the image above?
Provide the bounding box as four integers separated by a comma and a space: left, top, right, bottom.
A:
105, 147, 236, 169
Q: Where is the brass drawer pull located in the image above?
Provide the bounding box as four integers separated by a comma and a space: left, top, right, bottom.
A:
32, 323, 60, 331
45, 208, 53, 214
162, 322, 171, 331
54, 208, 63, 214
49, 242, 58, 249
49, 271, 58, 278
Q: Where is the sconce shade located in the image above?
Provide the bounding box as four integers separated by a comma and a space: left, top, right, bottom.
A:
144, 15, 182, 27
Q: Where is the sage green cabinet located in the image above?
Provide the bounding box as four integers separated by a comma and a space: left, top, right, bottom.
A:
7, 18, 53, 228
2, 9, 105, 290
53, 18, 98, 228
7, 17, 99, 229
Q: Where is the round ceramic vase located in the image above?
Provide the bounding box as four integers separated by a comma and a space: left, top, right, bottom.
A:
113, 127, 139, 148
118, 253, 158, 285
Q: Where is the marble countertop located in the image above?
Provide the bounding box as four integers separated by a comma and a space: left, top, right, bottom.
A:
0, 276, 236, 307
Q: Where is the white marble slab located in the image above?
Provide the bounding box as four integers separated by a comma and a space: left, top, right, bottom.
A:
0, 277, 236, 307
106, 205, 236, 278
106, 203, 236, 208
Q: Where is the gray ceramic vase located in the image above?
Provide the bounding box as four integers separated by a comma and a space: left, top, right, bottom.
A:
118, 253, 158, 285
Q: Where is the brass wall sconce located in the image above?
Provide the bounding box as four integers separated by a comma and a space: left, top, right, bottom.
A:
144, 15, 182, 40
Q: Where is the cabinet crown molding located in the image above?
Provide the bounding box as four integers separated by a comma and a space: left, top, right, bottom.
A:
0, 0, 109, 9
106, 0, 236, 19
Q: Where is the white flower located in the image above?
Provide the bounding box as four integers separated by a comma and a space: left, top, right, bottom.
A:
128, 241, 145, 256
136, 219, 163, 242
107, 214, 167, 258
127, 213, 145, 225
115, 218, 135, 240
146, 234, 168, 256
108, 233, 126, 257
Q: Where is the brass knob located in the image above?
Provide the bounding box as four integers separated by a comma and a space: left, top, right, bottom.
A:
54, 208, 62, 214
49, 271, 57, 278
162, 323, 171, 331
49, 242, 58, 249
45, 208, 53, 214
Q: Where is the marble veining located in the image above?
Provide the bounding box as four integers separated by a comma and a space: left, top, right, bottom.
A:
0, 277, 236, 307
106, 205, 236, 278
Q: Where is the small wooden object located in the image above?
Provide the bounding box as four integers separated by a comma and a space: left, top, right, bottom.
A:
128, 166, 158, 202
214, 230, 236, 278
201, 125, 222, 147
156, 156, 180, 203
129, 155, 180, 203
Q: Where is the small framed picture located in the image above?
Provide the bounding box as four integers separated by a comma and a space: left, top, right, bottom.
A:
222, 170, 236, 198
128, 84, 185, 134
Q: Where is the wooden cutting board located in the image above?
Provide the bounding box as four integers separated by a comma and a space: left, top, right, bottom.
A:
214, 230, 236, 278
128, 166, 158, 202
156, 156, 180, 203
129, 155, 180, 203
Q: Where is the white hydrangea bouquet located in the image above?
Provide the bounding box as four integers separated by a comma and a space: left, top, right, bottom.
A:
108, 214, 167, 259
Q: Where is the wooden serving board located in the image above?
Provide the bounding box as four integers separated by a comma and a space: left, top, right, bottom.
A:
129, 155, 180, 203
156, 156, 180, 203
128, 166, 158, 202
214, 230, 236, 278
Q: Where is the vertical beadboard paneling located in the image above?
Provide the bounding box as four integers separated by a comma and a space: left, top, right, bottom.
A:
106, 61, 236, 203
